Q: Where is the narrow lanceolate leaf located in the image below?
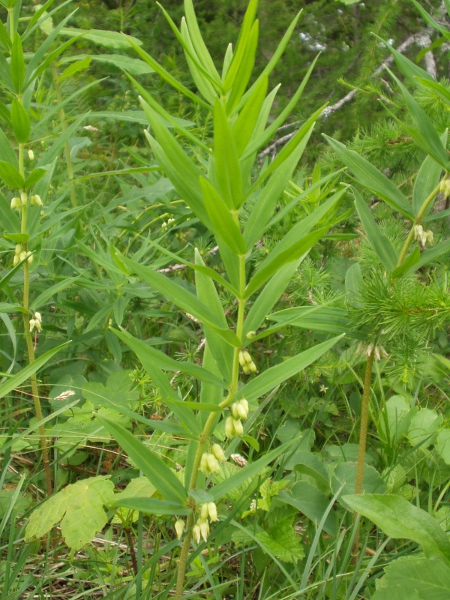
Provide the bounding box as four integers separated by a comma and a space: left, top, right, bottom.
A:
343, 494, 450, 566
97, 417, 188, 504
226, 20, 259, 113
183, 0, 221, 84
233, 74, 268, 156
413, 133, 446, 217
223, 0, 258, 92
324, 135, 413, 218
10, 34, 25, 93
0, 341, 71, 399
237, 335, 344, 402
391, 247, 421, 279
111, 326, 226, 388
373, 34, 433, 84
24, 168, 47, 190
200, 177, 246, 255
112, 497, 191, 516
0, 161, 24, 189
353, 188, 397, 272
213, 99, 243, 209
387, 68, 449, 169
245, 227, 328, 299
10, 98, 30, 143
120, 253, 240, 347
210, 439, 296, 501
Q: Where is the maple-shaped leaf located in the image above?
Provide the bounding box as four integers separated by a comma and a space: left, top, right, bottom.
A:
25, 476, 115, 550
256, 517, 305, 564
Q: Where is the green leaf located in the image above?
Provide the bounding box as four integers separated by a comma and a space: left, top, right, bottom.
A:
391, 247, 421, 279
324, 135, 413, 218
413, 132, 447, 217
332, 463, 386, 510
200, 177, 245, 255
278, 482, 338, 536
245, 227, 328, 298
59, 27, 143, 49
226, 20, 259, 113
10, 33, 25, 93
97, 417, 188, 504
10, 98, 30, 143
436, 429, 450, 466
183, 0, 221, 84
0, 341, 71, 399
256, 517, 305, 564
25, 476, 115, 550
120, 253, 240, 347
268, 306, 352, 336
223, 0, 258, 92
238, 335, 343, 402
0, 161, 24, 189
210, 439, 295, 501
213, 99, 243, 209
415, 76, 450, 104
386, 68, 449, 169
24, 168, 47, 190
343, 494, 450, 565
373, 556, 450, 600
353, 188, 397, 272
233, 73, 268, 155
408, 407, 442, 448
374, 34, 433, 84
111, 326, 226, 388
378, 395, 412, 445
112, 497, 191, 516
3, 232, 29, 243
413, 239, 450, 271
85, 54, 153, 75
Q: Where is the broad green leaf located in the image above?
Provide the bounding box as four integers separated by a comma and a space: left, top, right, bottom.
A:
210, 439, 295, 501
353, 188, 397, 272
86, 54, 153, 75
0, 161, 24, 189
332, 463, 386, 510
57, 56, 92, 81
200, 177, 245, 255
436, 429, 450, 466
111, 326, 226, 388
25, 476, 115, 550
112, 497, 191, 516
0, 128, 17, 167
343, 494, 450, 565
0, 341, 71, 399
391, 247, 421, 279
237, 335, 343, 402
120, 253, 240, 347
213, 99, 243, 209
3, 232, 29, 243
30, 276, 79, 310
324, 135, 413, 218
279, 482, 338, 536
97, 417, 187, 504
413, 239, 450, 271
0, 191, 19, 232
10, 98, 30, 143
378, 395, 412, 445
268, 306, 353, 336
373, 556, 450, 600
256, 517, 305, 564
387, 68, 449, 169
413, 132, 447, 217
10, 34, 25, 93
408, 407, 442, 448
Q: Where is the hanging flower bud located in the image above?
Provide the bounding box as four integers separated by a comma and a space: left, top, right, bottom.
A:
200, 452, 209, 473
199, 520, 210, 542
10, 197, 21, 210
246, 331, 256, 339
174, 519, 185, 540
200, 503, 209, 521
232, 418, 244, 437
238, 350, 247, 367
207, 502, 218, 522
192, 524, 201, 544
225, 416, 235, 439
31, 194, 43, 207
20, 192, 27, 207
28, 149, 34, 160
211, 443, 225, 462
15, 244, 22, 256
206, 453, 220, 474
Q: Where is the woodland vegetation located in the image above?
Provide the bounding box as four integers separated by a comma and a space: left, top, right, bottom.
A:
0, 0, 449, 598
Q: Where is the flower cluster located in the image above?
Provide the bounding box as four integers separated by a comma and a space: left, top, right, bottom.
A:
199, 443, 225, 476
225, 399, 249, 439
414, 225, 433, 247
10, 192, 42, 210
13, 244, 33, 265
192, 501, 218, 544
238, 349, 257, 374
29, 311, 42, 333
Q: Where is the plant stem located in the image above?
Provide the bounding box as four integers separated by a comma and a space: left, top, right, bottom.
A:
352, 348, 374, 557
173, 253, 247, 600
18, 141, 52, 497
396, 180, 444, 267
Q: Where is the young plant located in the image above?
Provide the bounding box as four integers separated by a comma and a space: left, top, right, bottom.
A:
25, 0, 346, 595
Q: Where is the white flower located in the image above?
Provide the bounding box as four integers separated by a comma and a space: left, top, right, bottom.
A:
174, 519, 185, 540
